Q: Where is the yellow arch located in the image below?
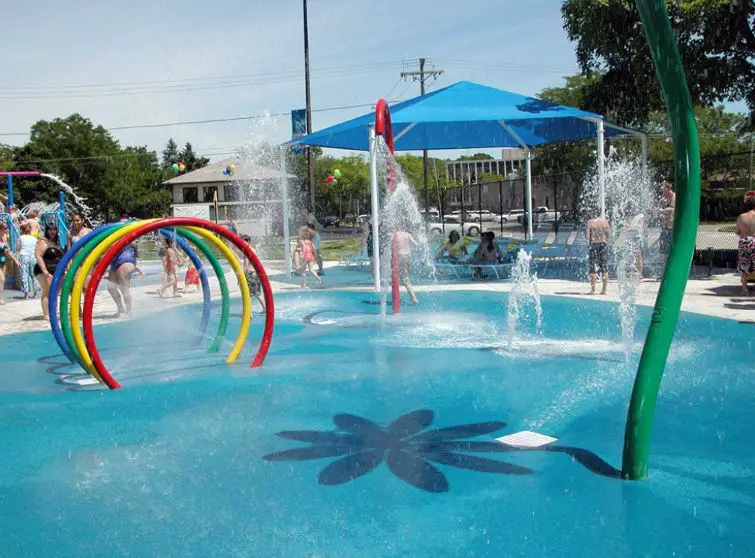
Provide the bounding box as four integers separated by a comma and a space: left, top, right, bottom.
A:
68, 221, 254, 382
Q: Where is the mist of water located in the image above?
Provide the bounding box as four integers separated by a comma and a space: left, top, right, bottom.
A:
375, 141, 435, 310
506, 248, 543, 349
18, 173, 98, 226
582, 147, 660, 360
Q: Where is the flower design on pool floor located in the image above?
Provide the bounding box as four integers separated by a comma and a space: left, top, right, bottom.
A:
262, 410, 533, 493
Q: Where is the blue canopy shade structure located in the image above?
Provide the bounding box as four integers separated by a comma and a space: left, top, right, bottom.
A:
290, 80, 630, 151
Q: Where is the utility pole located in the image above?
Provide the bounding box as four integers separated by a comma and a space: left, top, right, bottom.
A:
303, 0, 316, 213
401, 58, 443, 219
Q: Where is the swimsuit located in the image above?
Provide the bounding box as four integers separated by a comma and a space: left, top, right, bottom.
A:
737, 236, 755, 274
302, 240, 315, 262
0, 242, 7, 265
589, 242, 608, 274
34, 245, 64, 276
110, 244, 137, 272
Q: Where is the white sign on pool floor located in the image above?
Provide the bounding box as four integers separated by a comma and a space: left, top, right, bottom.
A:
496, 430, 558, 448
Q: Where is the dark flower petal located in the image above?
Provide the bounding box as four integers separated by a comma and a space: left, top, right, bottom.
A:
424, 452, 534, 475
333, 414, 384, 439
414, 440, 518, 453
318, 448, 385, 485
409, 421, 507, 441
387, 410, 435, 438
386, 450, 449, 493
276, 430, 361, 445
263, 444, 357, 461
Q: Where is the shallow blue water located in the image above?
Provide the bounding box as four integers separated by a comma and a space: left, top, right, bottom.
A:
0, 290, 753, 557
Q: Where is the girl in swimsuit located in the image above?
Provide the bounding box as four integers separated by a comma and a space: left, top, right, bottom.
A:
297, 226, 322, 288
159, 237, 180, 298
34, 223, 64, 319
241, 234, 265, 310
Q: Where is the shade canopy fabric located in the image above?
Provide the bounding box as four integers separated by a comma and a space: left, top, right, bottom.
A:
290, 81, 626, 151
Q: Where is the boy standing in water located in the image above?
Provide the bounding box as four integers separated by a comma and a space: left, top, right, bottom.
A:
587, 212, 611, 295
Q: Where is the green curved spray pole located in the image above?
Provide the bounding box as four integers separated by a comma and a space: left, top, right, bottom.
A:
622, 0, 701, 480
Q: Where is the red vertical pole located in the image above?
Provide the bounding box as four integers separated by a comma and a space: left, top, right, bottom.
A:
375, 99, 401, 314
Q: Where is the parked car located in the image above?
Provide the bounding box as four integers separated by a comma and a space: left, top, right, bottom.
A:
516, 207, 561, 224
322, 215, 341, 227
500, 209, 525, 223
468, 210, 500, 222
357, 214, 371, 224
428, 216, 481, 237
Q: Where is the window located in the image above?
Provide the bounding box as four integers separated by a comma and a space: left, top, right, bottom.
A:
183, 187, 198, 203
224, 184, 240, 202
203, 186, 218, 203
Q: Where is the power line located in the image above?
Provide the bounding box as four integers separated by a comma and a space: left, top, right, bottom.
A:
0, 102, 379, 137
400, 58, 444, 214
0, 61, 405, 98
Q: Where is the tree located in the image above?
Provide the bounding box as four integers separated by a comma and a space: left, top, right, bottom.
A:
161, 138, 179, 168
457, 153, 494, 161
561, 0, 755, 127
179, 142, 209, 172
12, 114, 120, 212
103, 147, 171, 219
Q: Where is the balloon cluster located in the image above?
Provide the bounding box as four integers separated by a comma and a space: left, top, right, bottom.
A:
171, 162, 187, 175
325, 168, 342, 186
222, 164, 236, 177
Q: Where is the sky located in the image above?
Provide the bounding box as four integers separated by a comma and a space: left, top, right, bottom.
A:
1, 0, 741, 163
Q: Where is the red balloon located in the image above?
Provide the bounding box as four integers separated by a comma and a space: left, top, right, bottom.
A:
325, 176, 334, 184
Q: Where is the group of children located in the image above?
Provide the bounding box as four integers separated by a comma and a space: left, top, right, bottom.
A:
163, 231, 266, 310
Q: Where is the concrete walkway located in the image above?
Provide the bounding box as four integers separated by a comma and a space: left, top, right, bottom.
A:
0, 262, 752, 337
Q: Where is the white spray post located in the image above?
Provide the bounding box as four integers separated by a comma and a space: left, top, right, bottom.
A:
368, 127, 381, 293
279, 147, 291, 273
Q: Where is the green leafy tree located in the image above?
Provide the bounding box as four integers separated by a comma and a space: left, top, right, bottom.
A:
12, 114, 120, 212
161, 138, 179, 168
457, 153, 495, 161
0, 143, 13, 170
103, 147, 171, 219
561, 0, 755, 126
178, 142, 209, 172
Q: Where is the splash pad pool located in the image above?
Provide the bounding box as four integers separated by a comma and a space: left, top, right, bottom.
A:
1, 289, 753, 556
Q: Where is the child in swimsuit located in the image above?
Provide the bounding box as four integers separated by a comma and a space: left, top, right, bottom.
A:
241, 235, 265, 310
297, 226, 322, 289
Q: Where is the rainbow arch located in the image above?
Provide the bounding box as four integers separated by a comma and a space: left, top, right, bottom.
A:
49, 217, 274, 390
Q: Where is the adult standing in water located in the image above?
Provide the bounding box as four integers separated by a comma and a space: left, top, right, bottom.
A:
108, 242, 139, 316
735, 192, 755, 296
16, 222, 40, 299
68, 213, 92, 249
587, 211, 610, 295
34, 223, 64, 318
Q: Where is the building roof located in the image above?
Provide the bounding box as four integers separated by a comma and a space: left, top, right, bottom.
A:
162, 157, 293, 185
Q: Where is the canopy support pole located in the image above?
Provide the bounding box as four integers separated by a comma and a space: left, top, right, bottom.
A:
524, 150, 534, 238
497, 120, 533, 238
597, 119, 606, 217
368, 126, 381, 292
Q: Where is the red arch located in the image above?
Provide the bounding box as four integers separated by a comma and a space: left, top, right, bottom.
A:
82, 217, 275, 389
374, 99, 401, 313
